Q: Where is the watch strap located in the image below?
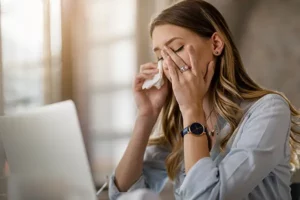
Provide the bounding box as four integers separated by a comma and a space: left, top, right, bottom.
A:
181, 124, 212, 151
181, 124, 208, 137
181, 126, 190, 137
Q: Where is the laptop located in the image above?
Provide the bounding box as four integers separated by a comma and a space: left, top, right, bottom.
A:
0, 101, 98, 200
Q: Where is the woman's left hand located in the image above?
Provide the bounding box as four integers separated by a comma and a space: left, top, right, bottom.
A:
161, 45, 215, 117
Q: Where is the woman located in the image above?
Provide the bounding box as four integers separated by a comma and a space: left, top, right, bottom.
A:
109, 0, 300, 199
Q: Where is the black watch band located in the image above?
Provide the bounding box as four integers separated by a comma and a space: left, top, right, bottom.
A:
181, 123, 207, 137
181, 122, 212, 151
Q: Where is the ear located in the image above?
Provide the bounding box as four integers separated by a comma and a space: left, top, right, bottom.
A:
211, 32, 224, 56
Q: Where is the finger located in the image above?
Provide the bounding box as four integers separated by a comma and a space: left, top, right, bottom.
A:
134, 73, 156, 91
163, 46, 186, 71
162, 49, 182, 77
166, 56, 180, 85
161, 51, 171, 82
137, 73, 156, 80
204, 61, 215, 84
187, 45, 199, 76
139, 63, 157, 72
163, 47, 193, 80
134, 75, 145, 91
161, 50, 180, 83
141, 68, 159, 75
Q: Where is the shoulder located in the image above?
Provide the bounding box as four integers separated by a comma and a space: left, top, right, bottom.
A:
229, 94, 292, 160
236, 93, 291, 145
217, 94, 290, 133
241, 93, 290, 117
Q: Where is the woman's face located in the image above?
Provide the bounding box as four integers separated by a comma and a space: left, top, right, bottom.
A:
152, 24, 215, 82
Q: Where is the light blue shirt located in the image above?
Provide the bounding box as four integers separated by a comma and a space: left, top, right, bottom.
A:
109, 94, 292, 200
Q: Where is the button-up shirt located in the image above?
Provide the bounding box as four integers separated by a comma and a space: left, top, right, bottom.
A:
109, 94, 292, 200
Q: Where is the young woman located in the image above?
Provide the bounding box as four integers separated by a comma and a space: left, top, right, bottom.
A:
109, 0, 300, 199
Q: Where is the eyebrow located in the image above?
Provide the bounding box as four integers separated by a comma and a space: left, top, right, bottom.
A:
153, 37, 183, 52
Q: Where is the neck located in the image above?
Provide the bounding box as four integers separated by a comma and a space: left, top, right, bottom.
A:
203, 93, 214, 118
202, 92, 218, 133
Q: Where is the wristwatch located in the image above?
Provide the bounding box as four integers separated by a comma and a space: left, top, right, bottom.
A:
181, 122, 212, 150
181, 122, 208, 137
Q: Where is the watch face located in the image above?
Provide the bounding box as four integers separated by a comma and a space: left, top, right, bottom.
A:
190, 123, 204, 135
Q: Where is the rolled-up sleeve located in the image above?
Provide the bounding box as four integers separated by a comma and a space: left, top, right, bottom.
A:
108, 145, 169, 200
179, 94, 291, 200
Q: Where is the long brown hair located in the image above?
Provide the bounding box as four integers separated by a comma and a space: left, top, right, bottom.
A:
148, 0, 300, 180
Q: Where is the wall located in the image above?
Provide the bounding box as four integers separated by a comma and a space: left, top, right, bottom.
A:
208, 0, 300, 181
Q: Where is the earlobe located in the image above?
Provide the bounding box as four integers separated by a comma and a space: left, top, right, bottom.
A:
211, 32, 224, 56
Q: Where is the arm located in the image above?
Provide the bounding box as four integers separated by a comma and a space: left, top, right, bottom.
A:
114, 115, 157, 192
109, 114, 169, 200
182, 108, 210, 173
109, 61, 170, 199
180, 94, 291, 200
160, 45, 214, 173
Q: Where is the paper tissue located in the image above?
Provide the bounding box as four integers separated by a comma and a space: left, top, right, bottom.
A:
142, 60, 164, 90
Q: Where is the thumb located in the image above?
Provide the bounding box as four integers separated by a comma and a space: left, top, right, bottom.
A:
205, 61, 215, 84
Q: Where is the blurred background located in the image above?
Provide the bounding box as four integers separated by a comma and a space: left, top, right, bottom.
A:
0, 0, 299, 199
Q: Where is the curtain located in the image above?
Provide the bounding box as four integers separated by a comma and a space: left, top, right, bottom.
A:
60, 0, 90, 154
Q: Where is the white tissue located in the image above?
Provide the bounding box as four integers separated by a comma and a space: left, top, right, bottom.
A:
142, 60, 164, 90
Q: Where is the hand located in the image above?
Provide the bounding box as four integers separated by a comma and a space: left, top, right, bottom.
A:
133, 62, 169, 118
161, 45, 215, 116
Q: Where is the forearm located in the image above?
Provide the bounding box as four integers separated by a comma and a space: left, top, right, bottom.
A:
115, 114, 158, 191
182, 109, 210, 173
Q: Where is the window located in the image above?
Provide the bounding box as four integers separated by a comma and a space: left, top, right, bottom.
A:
0, 0, 61, 114
86, 0, 137, 184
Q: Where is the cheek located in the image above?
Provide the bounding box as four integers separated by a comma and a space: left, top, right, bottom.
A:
198, 50, 214, 72
183, 46, 213, 72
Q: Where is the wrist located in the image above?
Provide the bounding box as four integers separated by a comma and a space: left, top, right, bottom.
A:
138, 109, 160, 119
181, 107, 206, 127
137, 112, 159, 125
133, 114, 158, 139
180, 103, 203, 115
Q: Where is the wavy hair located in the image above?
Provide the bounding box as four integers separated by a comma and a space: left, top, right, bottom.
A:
148, 0, 300, 180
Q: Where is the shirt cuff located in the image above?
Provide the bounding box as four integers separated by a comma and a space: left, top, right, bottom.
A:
108, 173, 146, 200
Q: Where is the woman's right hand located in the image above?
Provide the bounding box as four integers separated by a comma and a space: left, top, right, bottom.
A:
115, 62, 169, 192
134, 62, 169, 118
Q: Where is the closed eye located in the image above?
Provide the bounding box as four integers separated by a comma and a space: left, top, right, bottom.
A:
174, 45, 184, 53
157, 45, 184, 61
